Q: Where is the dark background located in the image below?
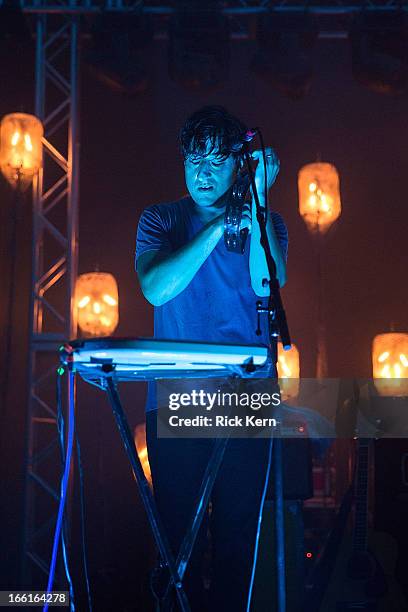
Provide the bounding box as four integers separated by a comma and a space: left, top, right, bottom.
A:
1, 24, 407, 610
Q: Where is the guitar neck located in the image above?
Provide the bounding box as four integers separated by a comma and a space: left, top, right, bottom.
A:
352, 439, 371, 552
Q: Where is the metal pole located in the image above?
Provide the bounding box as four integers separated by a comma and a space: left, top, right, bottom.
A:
274, 437, 287, 612
67, 16, 79, 339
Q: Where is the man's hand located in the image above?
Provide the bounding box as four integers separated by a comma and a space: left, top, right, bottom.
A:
138, 214, 224, 306
251, 147, 280, 201
240, 202, 252, 233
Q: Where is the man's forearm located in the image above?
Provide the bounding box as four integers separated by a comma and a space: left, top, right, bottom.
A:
139, 215, 224, 306
249, 194, 287, 295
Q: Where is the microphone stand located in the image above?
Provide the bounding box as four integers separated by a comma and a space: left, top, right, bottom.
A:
243, 144, 291, 612
243, 150, 291, 350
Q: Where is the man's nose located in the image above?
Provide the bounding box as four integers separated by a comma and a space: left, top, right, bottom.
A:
196, 161, 212, 180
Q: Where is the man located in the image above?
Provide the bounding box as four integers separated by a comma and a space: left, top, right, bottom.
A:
136, 106, 288, 611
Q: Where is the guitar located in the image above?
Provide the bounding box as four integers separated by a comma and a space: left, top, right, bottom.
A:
320, 439, 407, 612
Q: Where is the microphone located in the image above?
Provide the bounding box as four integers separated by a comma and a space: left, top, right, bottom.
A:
231, 128, 258, 153
242, 128, 257, 142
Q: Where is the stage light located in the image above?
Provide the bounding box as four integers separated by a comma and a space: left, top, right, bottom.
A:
85, 12, 153, 95
277, 342, 300, 400
0, 113, 43, 191
298, 163, 341, 235
372, 333, 408, 396
351, 11, 408, 95
251, 13, 317, 100
299, 163, 341, 377
75, 272, 119, 337
168, 6, 229, 91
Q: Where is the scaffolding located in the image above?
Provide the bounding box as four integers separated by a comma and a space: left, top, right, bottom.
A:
21, 9, 79, 586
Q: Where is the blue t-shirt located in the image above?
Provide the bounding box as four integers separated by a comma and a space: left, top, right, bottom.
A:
135, 196, 288, 410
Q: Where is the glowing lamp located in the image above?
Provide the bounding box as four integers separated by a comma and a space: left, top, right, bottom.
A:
298, 163, 341, 234
0, 113, 43, 190
134, 423, 152, 486
75, 272, 119, 337
372, 333, 408, 396
277, 342, 300, 400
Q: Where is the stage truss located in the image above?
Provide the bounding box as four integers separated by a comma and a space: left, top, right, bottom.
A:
8, 1, 408, 36
21, 10, 79, 586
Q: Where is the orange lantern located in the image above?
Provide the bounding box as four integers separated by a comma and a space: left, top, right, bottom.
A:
372, 333, 408, 396
277, 342, 300, 400
0, 113, 43, 190
75, 272, 119, 337
298, 162, 341, 234
134, 423, 152, 486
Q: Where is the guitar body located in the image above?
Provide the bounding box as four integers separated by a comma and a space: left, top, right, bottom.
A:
320, 531, 406, 611
367, 531, 407, 612
320, 439, 407, 612
320, 531, 379, 611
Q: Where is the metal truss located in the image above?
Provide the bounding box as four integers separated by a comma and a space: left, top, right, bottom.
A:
6, 0, 408, 13
21, 11, 79, 586
7, 1, 408, 44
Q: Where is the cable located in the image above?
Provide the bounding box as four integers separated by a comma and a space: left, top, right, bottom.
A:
76, 434, 93, 611
56, 369, 75, 612
61, 525, 75, 612
56, 368, 93, 611
43, 366, 75, 612
245, 435, 274, 612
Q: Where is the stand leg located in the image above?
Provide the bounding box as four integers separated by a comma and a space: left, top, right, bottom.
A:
274, 437, 286, 612
161, 434, 230, 607
104, 377, 191, 612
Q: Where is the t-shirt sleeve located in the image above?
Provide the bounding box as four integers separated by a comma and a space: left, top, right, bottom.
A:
271, 211, 289, 262
135, 205, 172, 269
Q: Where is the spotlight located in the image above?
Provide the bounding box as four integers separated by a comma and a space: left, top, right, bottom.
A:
251, 13, 318, 101
168, 7, 229, 91
351, 11, 408, 95
85, 12, 153, 95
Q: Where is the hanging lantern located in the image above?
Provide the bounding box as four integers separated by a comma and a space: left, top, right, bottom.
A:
372, 333, 408, 397
134, 423, 152, 486
298, 162, 341, 234
75, 272, 119, 337
277, 342, 300, 400
0, 113, 43, 190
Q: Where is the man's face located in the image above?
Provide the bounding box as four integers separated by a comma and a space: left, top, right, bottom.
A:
184, 145, 238, 209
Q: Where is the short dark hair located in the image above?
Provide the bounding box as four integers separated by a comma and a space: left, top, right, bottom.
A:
180, 105, 248, 162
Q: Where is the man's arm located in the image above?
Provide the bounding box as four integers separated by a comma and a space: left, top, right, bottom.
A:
248, 149, 287, 295
249, 198, 287, 295
137, 214, 224, 306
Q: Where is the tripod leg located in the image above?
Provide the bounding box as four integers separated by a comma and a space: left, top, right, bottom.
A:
161, 435, 230, 608
105, 376, 191, 612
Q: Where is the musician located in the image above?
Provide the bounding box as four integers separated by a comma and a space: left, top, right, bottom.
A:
136, 106, 288, 611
